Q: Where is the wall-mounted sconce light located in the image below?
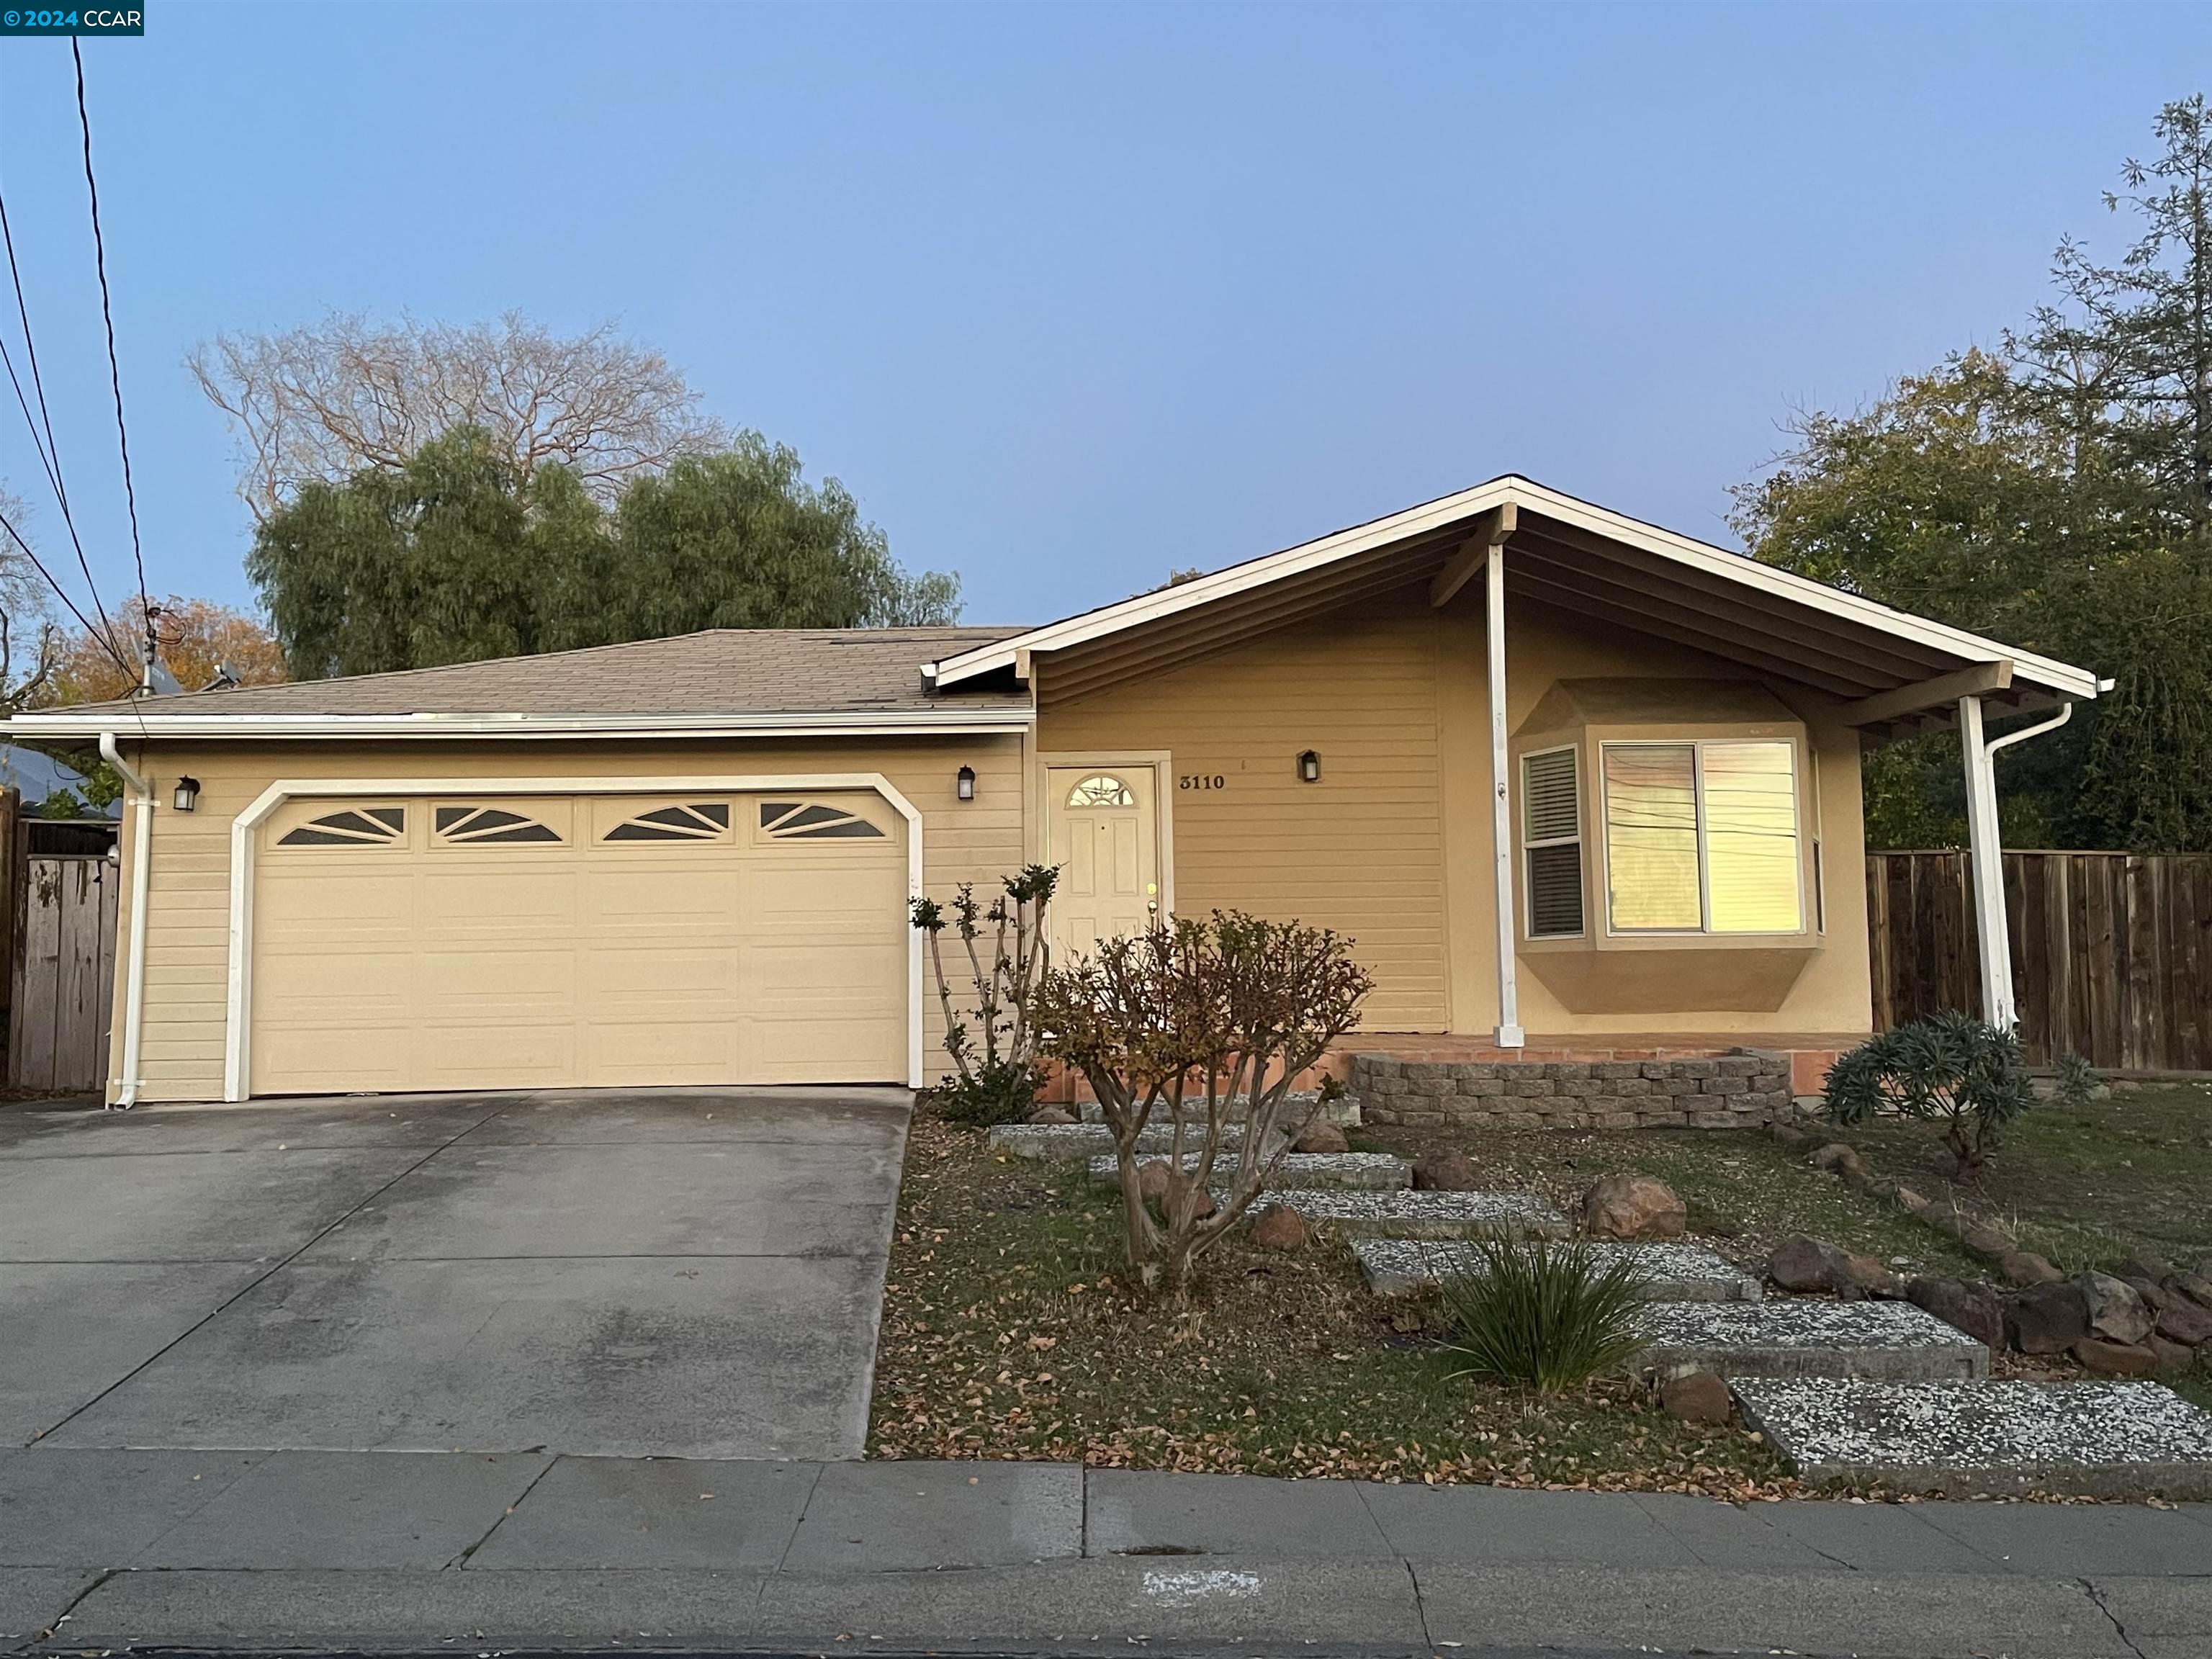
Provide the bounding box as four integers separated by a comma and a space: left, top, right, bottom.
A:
1297, 750, 1321, 783
956, 765, 976, 801
171, 775, 201, 813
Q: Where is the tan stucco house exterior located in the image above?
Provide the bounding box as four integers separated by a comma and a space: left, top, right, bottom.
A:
11, 476, 2102, 1107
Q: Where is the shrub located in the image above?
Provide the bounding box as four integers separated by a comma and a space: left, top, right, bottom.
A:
2053, 1049, 2101, 1111
1436, 1236, 1651, 1393
911, 866, 1058, 1127
1031, 910, 1374, 1290
1824, 1010, 2033, 1177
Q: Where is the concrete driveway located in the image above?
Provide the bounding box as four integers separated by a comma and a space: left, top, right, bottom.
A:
0, 1087, 910, 1460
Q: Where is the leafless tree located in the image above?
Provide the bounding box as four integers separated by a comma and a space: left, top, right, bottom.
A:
188, 310, 730, 519
0, 487, 59, 710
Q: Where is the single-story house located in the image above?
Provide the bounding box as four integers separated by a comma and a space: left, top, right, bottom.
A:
9, 476, 2100, 1107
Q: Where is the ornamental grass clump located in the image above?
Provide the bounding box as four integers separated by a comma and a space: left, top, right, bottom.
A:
1436, 1235, 1651, 1394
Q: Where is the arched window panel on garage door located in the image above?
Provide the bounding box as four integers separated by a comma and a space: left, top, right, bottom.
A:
433, 804, 567, 846
599, 801, 734, 842
757, 800, 886, 840
274, 806, 407, 848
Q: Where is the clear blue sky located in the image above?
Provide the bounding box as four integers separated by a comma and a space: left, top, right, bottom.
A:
0, 2, 2203, 633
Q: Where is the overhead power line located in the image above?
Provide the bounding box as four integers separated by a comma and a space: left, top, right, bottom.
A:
72, 40, 150, 637
0, 178, 132, 680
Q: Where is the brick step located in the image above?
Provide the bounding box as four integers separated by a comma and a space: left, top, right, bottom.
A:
1077, 1090, 1362, 1129
1353, 1238, 1763, 1302
1087, 1151, 1408, 1191
989, 1123, 1251, 1162
1637, 1300, 1989, 1382
1231, 1187, 1570, 1239
1731, 1377, 2212, 1499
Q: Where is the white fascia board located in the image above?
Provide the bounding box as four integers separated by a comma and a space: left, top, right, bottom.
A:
927, 475, 2102, 702
6, 707, 1035, 740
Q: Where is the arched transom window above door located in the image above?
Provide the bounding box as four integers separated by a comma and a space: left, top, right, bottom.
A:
1065, 774, 1136, 809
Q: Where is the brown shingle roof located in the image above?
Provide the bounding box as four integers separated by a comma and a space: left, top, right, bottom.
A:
51, 628, 1030, 719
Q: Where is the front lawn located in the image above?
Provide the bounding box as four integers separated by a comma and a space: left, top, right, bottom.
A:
868, 1119, 1797, 1496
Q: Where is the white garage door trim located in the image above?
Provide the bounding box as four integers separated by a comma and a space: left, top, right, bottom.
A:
225, 773, 926, 1100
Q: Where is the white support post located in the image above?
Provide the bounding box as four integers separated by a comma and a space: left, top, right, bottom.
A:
1487, 536, 1523, 1048
1957, 694, 2015, 1030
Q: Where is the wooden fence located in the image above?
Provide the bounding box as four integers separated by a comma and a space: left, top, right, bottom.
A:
8, 844, 118, 1094
1866, 851, 2212, 1072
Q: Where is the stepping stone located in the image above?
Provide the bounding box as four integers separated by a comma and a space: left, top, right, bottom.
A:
1231, 1187, 1570, 1239
1087, 1151, 1408, 1191
1636, 1300, 1988, 1381
1077, 1089, 1363, 1129
988, 1123, 1249, 1161
1732, 1378, 2212, 1500
1353, 1238, 1762, 1302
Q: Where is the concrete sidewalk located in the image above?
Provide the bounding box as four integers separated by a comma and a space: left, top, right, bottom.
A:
3, 1449, 2208, 1657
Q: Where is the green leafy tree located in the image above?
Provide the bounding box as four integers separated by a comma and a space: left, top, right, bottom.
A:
1734, 97, 2212, 851
249, 427, 958, 678
610, 438, 958, 634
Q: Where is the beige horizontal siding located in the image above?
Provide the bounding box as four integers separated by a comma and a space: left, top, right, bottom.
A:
1038, 601, 1447, 1031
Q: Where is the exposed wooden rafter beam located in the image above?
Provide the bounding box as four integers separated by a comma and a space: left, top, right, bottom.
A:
1429, 503, 1516, 608
1833, 661, 2014, 728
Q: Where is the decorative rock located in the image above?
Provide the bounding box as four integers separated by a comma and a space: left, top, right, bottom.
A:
1026, 1104, 1077, 1125
2149, 1335, 2198, 1375
1660, 1371, 1734, 1424
1892, 1185, 1931, 1214
2074, 1337, 2159, 1377
1768, 1234, 1894, 1298
2080, 1273, 2155, 1346
1999, 1250, 2064, 1287
2155, 1294, 2212, 1347
1292, 1122, 1349, 1155
1959, 1221, 2016, 1261
2171, 1272, 2212, 1315
1905, 1277, 2005, 1351
1136, 1159, 1172, 1202
2123, 1275, 2171, 1313
1248, 1203, 1308, 1251
2119, 1250, 2177, 1285
1413, 1151, 1480, 1192
1808, 1142, 1869, 1182
2007, 1280, 2090, 1355
1581, 1174, 1687, 1240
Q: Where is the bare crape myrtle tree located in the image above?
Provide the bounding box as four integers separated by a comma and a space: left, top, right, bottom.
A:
1035, 911, 1373, 1290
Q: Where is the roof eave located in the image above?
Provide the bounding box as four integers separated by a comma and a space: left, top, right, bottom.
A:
925, 475, 2102, 704
4, 707, 1036, 741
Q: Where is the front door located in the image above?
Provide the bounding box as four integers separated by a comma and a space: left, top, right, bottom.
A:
1043, 765, 1159, 964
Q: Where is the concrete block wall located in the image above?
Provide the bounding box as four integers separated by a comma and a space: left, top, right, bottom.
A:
1351, 1050, 1792, 1130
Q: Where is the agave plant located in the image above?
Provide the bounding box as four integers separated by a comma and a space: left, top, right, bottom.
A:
1435, 1235, 1650, 1393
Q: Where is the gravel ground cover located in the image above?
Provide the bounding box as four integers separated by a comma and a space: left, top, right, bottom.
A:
1734, 1377, 2212, 1498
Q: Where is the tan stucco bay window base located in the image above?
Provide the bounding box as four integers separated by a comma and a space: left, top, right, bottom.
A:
1522, 944, 1817, 1015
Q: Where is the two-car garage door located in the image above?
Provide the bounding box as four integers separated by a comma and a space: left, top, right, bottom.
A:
248, 791, 908, 1094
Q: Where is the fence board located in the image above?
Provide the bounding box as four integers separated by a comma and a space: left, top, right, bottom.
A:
8, 855, 117, 1094
1868, 851, 2212, 1071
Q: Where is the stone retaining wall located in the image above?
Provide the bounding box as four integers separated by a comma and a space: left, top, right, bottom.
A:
1352, 1049, 1792, 1130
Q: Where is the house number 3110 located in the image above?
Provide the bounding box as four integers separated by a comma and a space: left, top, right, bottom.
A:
1179, 773, 1227, 791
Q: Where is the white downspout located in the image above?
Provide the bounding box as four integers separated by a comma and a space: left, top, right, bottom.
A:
1957, 697, 2073, 1030
1485, 519, 1524, 1048
100, 732, 153, 1109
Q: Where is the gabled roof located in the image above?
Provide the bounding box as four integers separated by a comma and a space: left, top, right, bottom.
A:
12, 627, 1033, 739
925, 475, 2103, 727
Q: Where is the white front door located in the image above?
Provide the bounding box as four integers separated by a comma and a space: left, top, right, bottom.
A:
1043, 765, 1159, 965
